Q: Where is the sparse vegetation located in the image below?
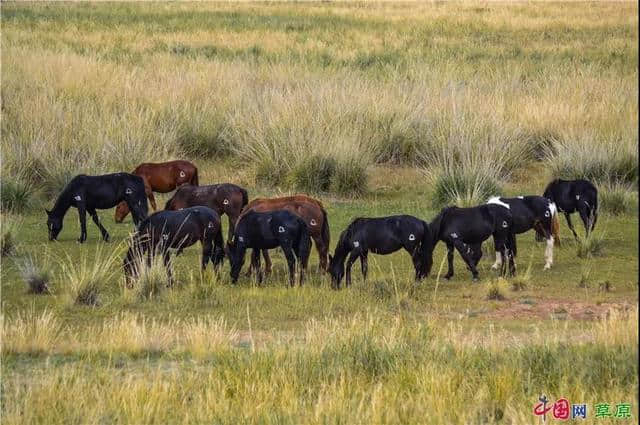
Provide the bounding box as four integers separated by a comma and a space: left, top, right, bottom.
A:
1, 213, 21, 257
600, 183, 637, 216
18, 255, 52, 294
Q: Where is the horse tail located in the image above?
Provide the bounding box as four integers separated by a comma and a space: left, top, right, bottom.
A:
509, 228, 517, 258
591, 189, 598, 232
551, 203, 561, 246
191, 168, 199, 186
320, 205, 330, 255
297, 219, 312, 263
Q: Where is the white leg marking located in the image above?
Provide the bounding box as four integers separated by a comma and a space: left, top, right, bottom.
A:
544, 236, 554, 270
491, 251, 502, 270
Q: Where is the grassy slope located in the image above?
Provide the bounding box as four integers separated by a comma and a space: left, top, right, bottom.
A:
1, 2, 638, 424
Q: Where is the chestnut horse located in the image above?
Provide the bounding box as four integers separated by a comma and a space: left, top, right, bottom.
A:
164, 183, 248, 241
240, 195, 330, 273
115, 160, 198, 223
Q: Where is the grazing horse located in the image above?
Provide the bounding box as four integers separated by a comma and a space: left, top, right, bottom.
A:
429, 205, 516, 281
476, 196, 559, 270
46, 173, 148, 243
123, 207, 224, 286
328, 215, 434, 289
164, 183, 248, 241
241, 195, 330, 274
115, 160, 198, 223
226, 210, 311, 287
543, 179, 598, 239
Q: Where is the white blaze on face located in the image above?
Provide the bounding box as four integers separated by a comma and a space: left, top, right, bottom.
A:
487, 196, 510, 210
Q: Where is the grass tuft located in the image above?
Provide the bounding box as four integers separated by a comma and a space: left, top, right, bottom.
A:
486, 279, 508, 301
577, 230, 605, 259
18, 256, 52, 295
600, 183, 637, 216
1, 213, 22, 257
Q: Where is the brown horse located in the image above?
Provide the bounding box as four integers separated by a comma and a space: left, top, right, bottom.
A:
164, 183, 248, 241
240, 195, 330, 273
115, 160, 198, 223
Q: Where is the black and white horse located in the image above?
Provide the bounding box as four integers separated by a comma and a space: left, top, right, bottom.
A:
543, 179, 598, 239
328, 215, 433, 289
46, 173, 148, 243
429, 205, 516, 281
123, 207, 225, 286
481, 196, 559, 270
226, 210, 311, 287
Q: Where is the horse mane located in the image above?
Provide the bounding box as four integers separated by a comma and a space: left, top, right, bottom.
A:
543, 179, 561, 198
48, 178, 77, 217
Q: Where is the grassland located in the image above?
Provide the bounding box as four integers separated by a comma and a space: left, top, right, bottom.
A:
1, 2, 638, 424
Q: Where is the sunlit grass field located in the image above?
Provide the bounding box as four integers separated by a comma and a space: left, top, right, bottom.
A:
1, 2, 638, 424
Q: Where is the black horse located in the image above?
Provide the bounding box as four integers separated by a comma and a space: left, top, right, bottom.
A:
46, 173, 148, 243
226, 210, 311, 287
543, 179, 598, 239
123, 207, 225, 285
328, 215, 434, 289
429, 204, 516, 281
478, 196, 559, 270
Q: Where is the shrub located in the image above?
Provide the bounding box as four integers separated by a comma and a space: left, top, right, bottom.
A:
486, 279, 507, 301
289, 154, 336, 193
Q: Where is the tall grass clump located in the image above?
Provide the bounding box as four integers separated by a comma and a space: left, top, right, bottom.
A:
59, 244, 123, 306
289, 154, 336, 193
1, 213, 22, 257
577, 229, 606, 258
600, 183, 637, 216
1, 176, 34, 212
422, 106, 530, 207
133, 255, 170, 301
545, 136, 638, 186
18, 255, 52, 295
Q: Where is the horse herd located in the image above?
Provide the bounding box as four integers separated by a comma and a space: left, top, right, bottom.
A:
45, 160, 599, 289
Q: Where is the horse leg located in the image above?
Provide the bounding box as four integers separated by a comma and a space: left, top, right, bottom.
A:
470, 243, 483, 268
148, 191, 157, 211
251, 248, 263, 285
543, 235, 555, 270
444, 242, 455, 280
281, 245, 296, 288
263, 250, 272, 276
360, 251, 369, 282
88, 208, 109, 242
564, 212, 579, 240
345, 250, 360, 287
452, 240, 479, 281
211, 228, 225, 271
578, 204, 593, 236
77, 204, 87, 243
202, 238, 213, 271
312, 234, 327, 273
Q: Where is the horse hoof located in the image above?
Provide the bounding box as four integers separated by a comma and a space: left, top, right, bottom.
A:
444, 275, 452, 280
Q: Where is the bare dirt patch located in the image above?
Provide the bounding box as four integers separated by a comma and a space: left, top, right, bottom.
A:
485, 299, 635, 321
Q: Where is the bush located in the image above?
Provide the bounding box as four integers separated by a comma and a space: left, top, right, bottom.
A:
330, 154, 368, 196
289, 154, 336, 193
600, 184, 637, 216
